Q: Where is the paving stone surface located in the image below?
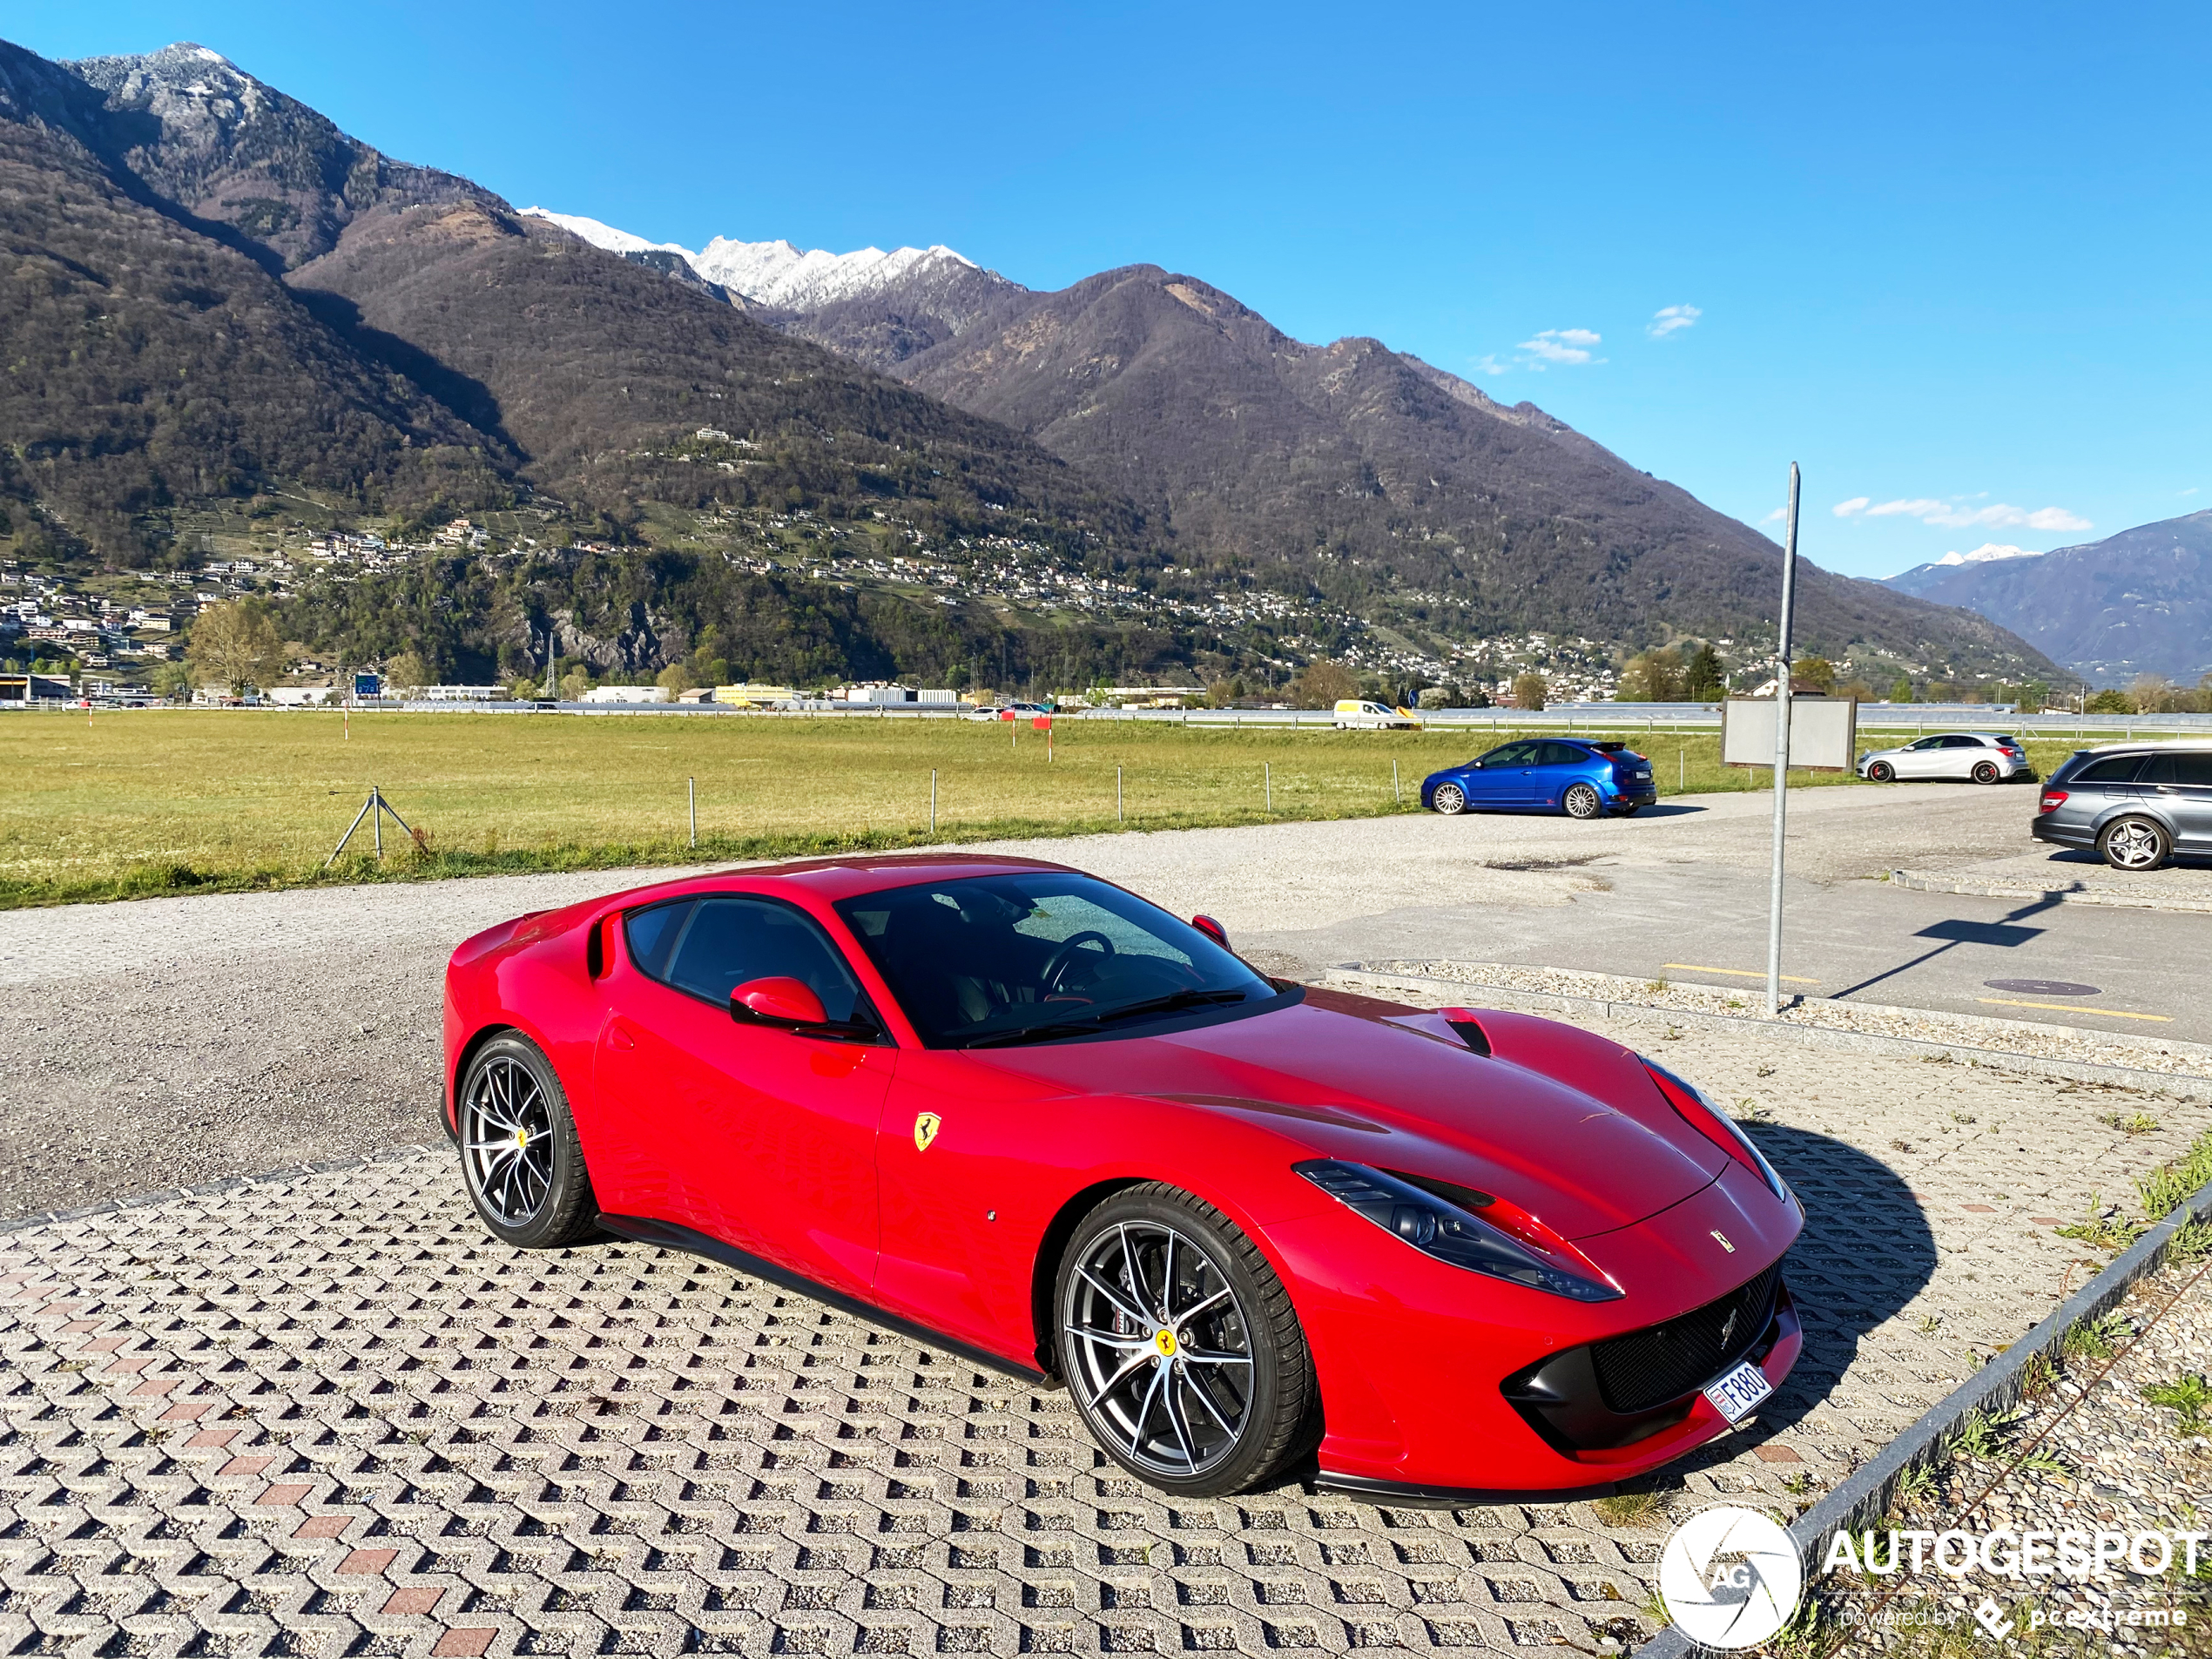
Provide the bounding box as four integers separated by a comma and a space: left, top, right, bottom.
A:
3, 1010, 2205, 1658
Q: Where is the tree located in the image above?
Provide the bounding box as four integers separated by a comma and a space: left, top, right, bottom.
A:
559, 666, 594, 701
1889, 675, 1914, 704
1683, 644, 1723, 702
2085, 689, 2134, 714
1207, 678, 1238, 709
1288, 659, 1358, 709
1791, 657, 1836, 694
150, 661, 193, 702
656, 661, 699, 697
1511, 671, 1548, 711
1618, 646, 1685, 702
2130, 674, 2180, 714
187, 600, 286, 698
385, 650, 431, 691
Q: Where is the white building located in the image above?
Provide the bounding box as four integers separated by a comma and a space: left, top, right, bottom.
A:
581, 685, 668, 704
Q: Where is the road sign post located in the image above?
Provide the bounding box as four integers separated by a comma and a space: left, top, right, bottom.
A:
1767, 464, 1800, 1015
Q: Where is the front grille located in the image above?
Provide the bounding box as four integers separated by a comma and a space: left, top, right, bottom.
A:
1589, 1264, 1780, 1414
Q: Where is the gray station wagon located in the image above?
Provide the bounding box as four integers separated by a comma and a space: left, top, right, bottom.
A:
2033, 743, 2212, 869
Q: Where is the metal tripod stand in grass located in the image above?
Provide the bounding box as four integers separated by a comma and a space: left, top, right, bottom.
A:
322, 786, 419, 869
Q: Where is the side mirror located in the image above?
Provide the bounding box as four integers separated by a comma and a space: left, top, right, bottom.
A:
731, 976, 828, 1027
1190, 914, 1229, 948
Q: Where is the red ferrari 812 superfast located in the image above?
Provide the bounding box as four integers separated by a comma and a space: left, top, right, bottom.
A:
442, 853, 1803, 1498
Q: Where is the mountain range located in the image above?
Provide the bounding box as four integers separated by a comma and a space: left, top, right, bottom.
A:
1882, 511, 2212, 685
0, 35, 2058, 692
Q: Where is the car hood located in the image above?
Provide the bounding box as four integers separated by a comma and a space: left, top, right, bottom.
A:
974, 992, 1727, 1240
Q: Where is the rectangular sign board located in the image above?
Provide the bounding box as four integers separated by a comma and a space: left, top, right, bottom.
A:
1722, 697, 1858, 772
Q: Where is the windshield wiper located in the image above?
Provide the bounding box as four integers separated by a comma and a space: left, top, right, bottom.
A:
961, 988, 1254, 1049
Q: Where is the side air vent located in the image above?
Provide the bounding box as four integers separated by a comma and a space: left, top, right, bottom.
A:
1436, 1006, 1492, 1055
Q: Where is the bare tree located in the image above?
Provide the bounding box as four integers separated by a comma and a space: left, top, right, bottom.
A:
185, 601, 286, 698
1288, 660, 1359, 709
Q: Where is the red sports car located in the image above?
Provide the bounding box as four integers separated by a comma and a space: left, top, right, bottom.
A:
442, 853, 1803, 1498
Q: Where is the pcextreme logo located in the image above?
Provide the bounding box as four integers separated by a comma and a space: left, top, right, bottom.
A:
1659, 1507, 1804, 1649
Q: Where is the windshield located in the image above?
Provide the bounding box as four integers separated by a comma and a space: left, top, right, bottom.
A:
834, 873, 1281, 1049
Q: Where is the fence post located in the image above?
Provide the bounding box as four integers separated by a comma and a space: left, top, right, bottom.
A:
688, 777, 697, 848
1264, 762, 1272, 811
1393, 759, 1400, 804
1117, 765, 1124, 823
930, 769, 938, 834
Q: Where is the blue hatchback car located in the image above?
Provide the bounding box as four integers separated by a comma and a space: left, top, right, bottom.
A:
1421, 738, 1658, 819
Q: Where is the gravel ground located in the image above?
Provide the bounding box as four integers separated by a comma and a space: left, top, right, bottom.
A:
1894, 849, 2212, 913
0, 783, 2130, 1219
1356, 960, 2212, 1082
1839, 1242, 2212, 1652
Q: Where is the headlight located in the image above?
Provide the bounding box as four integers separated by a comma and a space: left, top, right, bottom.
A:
1641, 1058, 1794, 1204
1293, 1160, 1622, 1302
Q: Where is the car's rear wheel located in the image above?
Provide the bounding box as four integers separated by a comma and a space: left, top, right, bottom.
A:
1056, 1185, 1314, 1497
1972, 760, 2000, 785
1431, 782, 1467, 815
2098, 816, 2170, 872
1867, 760, 1895, 783
457, 1033, 599, 1249
1563, 782, 1602, 819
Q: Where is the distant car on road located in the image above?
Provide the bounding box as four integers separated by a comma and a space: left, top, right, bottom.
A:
2033, 742, 2212, 870
1856, 732, 2033, 785
1332, 698, 1421, 730
1423, 739, 1656, 819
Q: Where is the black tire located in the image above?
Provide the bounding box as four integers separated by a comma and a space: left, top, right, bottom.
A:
1431, 782, 1467, 816
1867, 761, 1895, 783
2097, 816, 2171, 873
456, 1032, 600, 1249
1055, 1184, 1315, 1497
1563, 782, 1603, 819
1972, 760, 2000, 785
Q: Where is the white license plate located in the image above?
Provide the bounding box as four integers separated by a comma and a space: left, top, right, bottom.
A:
1703, 1359, 1774, 1423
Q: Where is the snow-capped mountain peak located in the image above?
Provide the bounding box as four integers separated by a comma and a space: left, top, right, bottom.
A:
516, 208, 991, 311
1933, 543, 2044, 567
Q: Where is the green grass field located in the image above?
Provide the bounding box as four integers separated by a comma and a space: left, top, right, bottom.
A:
0, 709, 2086, 907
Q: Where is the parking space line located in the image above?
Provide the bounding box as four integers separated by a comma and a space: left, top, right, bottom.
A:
1663, 962, 1820, 984
1976, 997, 2172, 1022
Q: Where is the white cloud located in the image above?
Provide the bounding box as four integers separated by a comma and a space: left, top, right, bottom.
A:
2182, 487, 2201, 497
1649, 304, 1702, 338
1515, 327, 1605, 368
1764, 508, 1787, 523
1471, 354, 1511, 376
1835, 496, 2091, 531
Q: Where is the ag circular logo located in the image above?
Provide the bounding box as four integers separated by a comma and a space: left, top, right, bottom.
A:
1657, 1506, 1803, 1649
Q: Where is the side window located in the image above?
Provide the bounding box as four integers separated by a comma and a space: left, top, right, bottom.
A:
646, 898, 868, 1024
1538, 742, 1588, 766
2072, 754, 2146, 785
624, 900, 693, 981
1908, 737, 1946, 751
2177, 755, 2212, 787
1479, 742, 1534, 768
1945, 735, 1984, 749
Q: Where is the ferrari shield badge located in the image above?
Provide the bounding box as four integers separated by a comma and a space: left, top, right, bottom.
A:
913, 1112, 942, 1153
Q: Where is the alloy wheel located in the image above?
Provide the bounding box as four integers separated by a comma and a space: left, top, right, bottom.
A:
1564, 783, 1602, 819
2102, 819, 2166, 871
1433, 783, 1466, 815
1972, 761, 2000, 784
1868, 762, 1894, 783
1062, 1220, 1255, 1480
462, 1055, 557, 1226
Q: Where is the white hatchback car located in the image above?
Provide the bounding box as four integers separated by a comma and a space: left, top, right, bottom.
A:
1332, 698, 1422, 730
1856, 731, 2034, 784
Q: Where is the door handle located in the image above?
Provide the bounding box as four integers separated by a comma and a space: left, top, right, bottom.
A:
607, 1024, 637, 1051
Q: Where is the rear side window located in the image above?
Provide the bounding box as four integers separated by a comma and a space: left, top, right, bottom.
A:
2142, 753, 2212, 786
2072, 754, 2147, 785
1539, 742, 1589, 765
651, 896, 868, 1023
624, 900, 693, 980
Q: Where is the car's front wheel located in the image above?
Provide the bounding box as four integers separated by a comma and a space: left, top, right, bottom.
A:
1972, 760, 2000, 785
1431, 782, 1467, 815
457, 1033, 599, 1249
1056, 1185, 1314, 1497
1563, 782, 1603, 819
2098, 816, 2171, 872
1867, 760, 1895, 783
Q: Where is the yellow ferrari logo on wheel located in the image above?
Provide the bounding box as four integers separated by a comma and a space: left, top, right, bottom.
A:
914, 1112, 942, 1152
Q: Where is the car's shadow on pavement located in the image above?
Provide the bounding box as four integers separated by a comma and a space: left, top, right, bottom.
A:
1642, 1123, 1932, 1482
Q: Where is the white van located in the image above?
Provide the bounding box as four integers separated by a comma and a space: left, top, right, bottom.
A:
1332, 698, 1422, 730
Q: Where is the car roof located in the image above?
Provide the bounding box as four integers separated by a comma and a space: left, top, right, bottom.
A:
2079, 739, 2212, 754
595, 852, 1084, 912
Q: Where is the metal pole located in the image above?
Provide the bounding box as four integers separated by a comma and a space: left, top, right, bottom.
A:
1766, 463, 1800, 1015
372, 786, 384, 861
1264, 762, 1272, 811
930, 769, 938, 834
1116, 765, 1123, 823
688, 777, 697, 847
545, 628, 557, 703
1393, 759, 1400, 804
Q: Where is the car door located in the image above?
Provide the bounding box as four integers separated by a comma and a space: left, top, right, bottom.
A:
592, 894, 895, 1297
2142, 752, 2212, 850
1467, 740, 1540, 805
1939, 734, 1990, 778
1891, 736, 1949, 779
1526, 741, 1587, 808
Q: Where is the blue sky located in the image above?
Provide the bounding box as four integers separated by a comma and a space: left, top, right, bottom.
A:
12, 1, 2206, 578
